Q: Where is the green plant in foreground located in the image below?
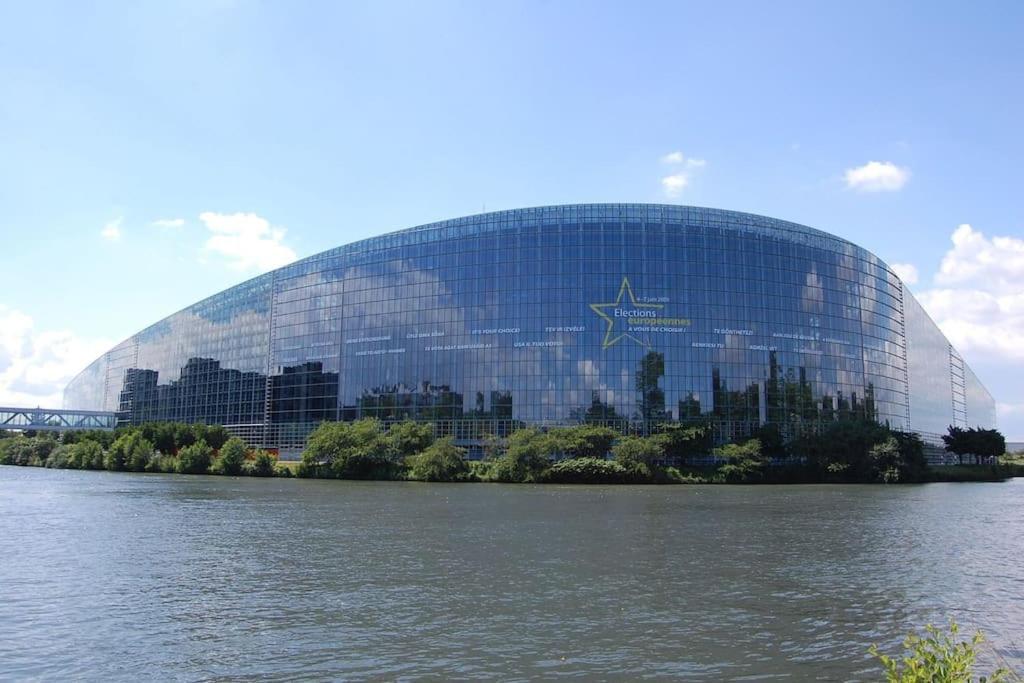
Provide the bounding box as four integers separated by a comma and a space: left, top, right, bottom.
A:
406, 437, 469, 481
215, 437, 247, 475
244, 449, 277, 477
176, 440, 213, 474
870, 621, 1012, 682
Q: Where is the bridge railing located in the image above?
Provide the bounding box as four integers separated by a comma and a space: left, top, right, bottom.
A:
0, 407, 118, 432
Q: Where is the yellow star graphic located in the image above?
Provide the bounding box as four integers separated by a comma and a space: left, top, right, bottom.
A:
589, 277, 664, 349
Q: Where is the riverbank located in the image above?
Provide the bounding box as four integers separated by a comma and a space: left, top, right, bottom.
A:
2, 419, 1018, 485
2, 441, 1019, 485
927, 464, 1021, 483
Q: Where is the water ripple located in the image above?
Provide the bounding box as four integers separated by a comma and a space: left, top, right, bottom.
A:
1, 468, 1022, 680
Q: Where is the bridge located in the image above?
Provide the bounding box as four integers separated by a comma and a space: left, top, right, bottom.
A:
0, 406, 118, 432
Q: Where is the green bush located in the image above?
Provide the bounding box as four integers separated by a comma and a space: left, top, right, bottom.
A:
468, 459, 494, 481
126, 439, 154, 472
146, 454, 178, 473
0, 437, 28, 466
548, 425, 618, 459
63, 430, 116, 450
714, 439, 766, 483
106, 432, 154, 472
303, 418, 400, 479
490, 428, 551, 482
143, 423, 178, 455
406, 437, 470, 482
46, 444, 73, 468
543, 457, 632, 484
386, 420, 435, 459
655, 421, 714, 461
295, 457, 320, 478
0, 436, 57, 467
70, 440, 105, 470
893, 430, 928, 482
613, 435, 664, 468
244, 450, 277, 477
177, 440, 213, 474
663, 466, 712, 484
174, 423, 196, 450
215, 437, 247, 475
870, 621, 1010, 682
203, 424, 231, 451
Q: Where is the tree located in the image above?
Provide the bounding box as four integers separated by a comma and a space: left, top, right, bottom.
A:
545, 457, 632, 484
70, 440, 104, 470
612, 435, 663, 469
174, 423, 196, 451
754, 423, 787, 460
406, 437, 469, 481
0, 436, 57, 466
216, 437, 247, 475
714, 439, 766, 483
177, 440, 213, 474
152, 423, 178, 455
943, 426, 1005, 464
46, 444, 73, 469
303, 418, 397, 479
126, 434, 155, 472
973, 428, 1006, 460
792, 419, 891, 482
892, 431, 927, 482
490, 428, 550, 482
548, 425, 617, 460
106, 431, 154, 472
655, 421, 713, 463
868, 437, 902, 483
386, 420, 435, 459
104, 433, 129, 471
204, 425, 231, 451
942, 426, 969, 465
245, 450, 277, 477
480, 432, 504, 461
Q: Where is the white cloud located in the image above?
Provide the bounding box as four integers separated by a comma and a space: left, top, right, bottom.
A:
659, 151, 707, 197
890, 262, 919, 285
152, 218, 185, 229
0, 305, 112, 408
199, 211, 297, 272
915, 224, 1024, 362
661, 173, 689, 197
917, 288, 1024, 362
100, 217, 122, 241
935, 224, 1024, 293
843, 160, 910, 192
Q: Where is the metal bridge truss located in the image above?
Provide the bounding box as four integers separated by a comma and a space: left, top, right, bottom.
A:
0, 406, 117, 432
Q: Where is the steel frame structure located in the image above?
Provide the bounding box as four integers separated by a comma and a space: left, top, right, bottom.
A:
0, 406, 117, 432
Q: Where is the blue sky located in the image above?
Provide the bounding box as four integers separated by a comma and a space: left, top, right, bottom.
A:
1, 1, 1022, 439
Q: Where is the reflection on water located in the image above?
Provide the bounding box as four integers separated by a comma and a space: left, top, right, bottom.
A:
1, 467, 1021, 680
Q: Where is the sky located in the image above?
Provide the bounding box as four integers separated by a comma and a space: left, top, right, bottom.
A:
1, 1, 1022, 439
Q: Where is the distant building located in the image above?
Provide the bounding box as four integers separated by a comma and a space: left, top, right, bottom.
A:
64, 204, 996, 455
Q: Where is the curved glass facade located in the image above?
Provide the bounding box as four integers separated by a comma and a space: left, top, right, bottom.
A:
64, 204, 995, 454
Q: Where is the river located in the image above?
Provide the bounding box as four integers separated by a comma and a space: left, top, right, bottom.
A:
1, 466, 1021, 680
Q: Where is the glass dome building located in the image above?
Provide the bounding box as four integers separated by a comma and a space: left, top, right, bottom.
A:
64, 204, 995, 455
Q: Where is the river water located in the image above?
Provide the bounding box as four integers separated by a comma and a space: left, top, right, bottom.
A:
1, 466, 1021, 681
